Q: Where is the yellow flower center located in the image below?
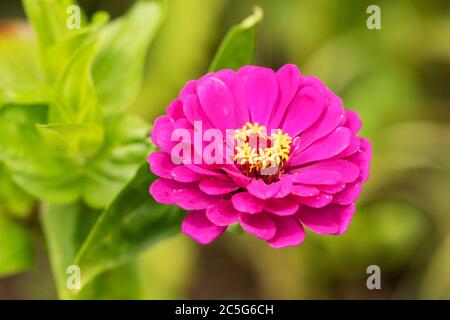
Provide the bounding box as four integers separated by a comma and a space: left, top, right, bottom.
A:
234, 122, 292, 182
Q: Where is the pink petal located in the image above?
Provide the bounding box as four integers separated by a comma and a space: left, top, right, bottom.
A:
236, 65, 260, 85
206, 200, 240, 226
265, 197, 299, 216
289, 169, 342, 185
333, 134, 361, 158
179, 80, 197, 100
290, 184, 320, 197
197, 77, 237, 132
150, 115, 174, 153
171, 188, 220, 210
239, 212, 276, 240
237, 65, 259, 75
267, 216, 305, 248
296, 204, 355, 235
318, 183, 346, 194
281, 77, 326, 137
361, 138, 372, 159
222, 165, 251, 188
247, 178, 293, 199
319, 160, 360, 183
149, 178, 187, 204
294, 90, 345, 153
182, 94, 212, 129
212, 69, 250, 127
182, 210, 226, 244
344, 110, 362, 134
288, 127, 351, 167
199, 178, 239, 195
348, 151, 370, 183
185, 164, 228, 180
147, 151, 175, 179
345, 139, 371, 183
290, 159, 360, 184
168, 119, 196, 164
231, 192, 264, 214
268, 64, 301, 129
357, 138, 372, 181
166, 99, 185, 121
295, 193, 333, 208
333, 181, 361, 205
243, 67, 278, 125
171, 166, 202, 182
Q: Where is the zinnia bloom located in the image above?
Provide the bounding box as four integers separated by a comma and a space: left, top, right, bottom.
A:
148, 64, 371, 248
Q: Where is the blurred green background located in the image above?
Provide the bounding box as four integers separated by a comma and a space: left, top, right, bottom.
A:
1, 0, 450, 299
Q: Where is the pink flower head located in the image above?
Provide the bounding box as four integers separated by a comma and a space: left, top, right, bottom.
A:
148, 64, 371, 248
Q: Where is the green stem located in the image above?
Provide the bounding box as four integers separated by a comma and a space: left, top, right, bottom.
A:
40, 202, 96, 299
40, 201, 143, 299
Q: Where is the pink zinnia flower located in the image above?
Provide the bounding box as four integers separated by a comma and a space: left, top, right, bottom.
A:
148, 64, 371, 248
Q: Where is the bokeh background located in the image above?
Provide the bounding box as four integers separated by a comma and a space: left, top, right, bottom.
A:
1, 0, 450, 299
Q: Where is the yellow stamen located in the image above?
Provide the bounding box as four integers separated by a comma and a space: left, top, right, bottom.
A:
234, 122, 292, 180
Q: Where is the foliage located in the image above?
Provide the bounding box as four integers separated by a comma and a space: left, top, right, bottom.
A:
0, 0, 262, 299
0, 0, 164, 297
0, 0, 449, 300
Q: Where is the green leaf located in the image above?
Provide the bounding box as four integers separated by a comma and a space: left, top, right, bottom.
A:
209, 6, 263, 72
41, 202, 142, 299
0, 104, 53, 169
0, 104, 150, 208
80, 260, 143, 299
0, 21, 48, 106
0, 104, 82, 204
22, 0, 86, 52
49, 37, 102, 124
1, 2, 154, 211
0, 216, 35, 277
92, 0, 164, 112
41, 202, 95, 298
44, 11, 109, 82
81, 113, 151, 208
37, 123, 104, 160
75, 163, 184, 287
0, 163, 34, 218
